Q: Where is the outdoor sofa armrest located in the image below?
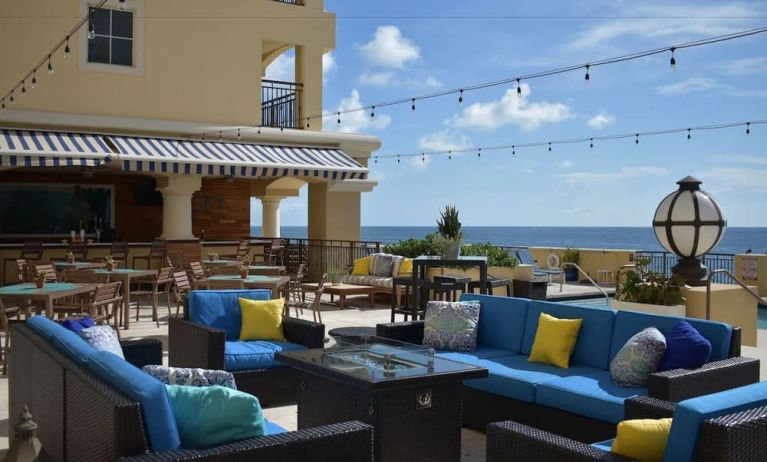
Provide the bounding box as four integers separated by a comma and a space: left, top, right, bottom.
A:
117, 421, 374, 462
120, 338, 163, 368
283, 316, 325, 348
486, 420, 635, 462
698, 404, 767, 461
376, 320, 425, 345
648, 356, 760, 402
168, 317, 226, 370
623, 396, 677, 420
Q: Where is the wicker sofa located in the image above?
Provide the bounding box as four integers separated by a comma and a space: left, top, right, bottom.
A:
168, 289, 325, 408
377, 293, 759, 442
340, 253, 410, 304
9, 318, 373, 462
487, 382, 767, 461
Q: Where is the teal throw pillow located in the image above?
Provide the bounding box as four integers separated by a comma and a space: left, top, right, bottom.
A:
610, 327, 666, 387
165, 385, 265, 449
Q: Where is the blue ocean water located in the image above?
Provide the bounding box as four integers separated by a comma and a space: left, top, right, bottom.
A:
250, 226, 767, 255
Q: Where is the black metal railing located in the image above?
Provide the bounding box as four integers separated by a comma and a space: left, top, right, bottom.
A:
272, 0, 304, 5
261, 79, 302, 129
635, 251, 736, 284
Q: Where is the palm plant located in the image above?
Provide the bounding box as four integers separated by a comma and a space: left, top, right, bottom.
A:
437, 205, 463, 240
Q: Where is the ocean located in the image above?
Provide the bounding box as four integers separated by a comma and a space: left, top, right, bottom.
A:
250, 226, 767, 255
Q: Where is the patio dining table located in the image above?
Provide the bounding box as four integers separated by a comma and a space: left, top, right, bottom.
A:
201, 259, 240, 267
248, 265, 285, 275
53, 261, 105, 270
206, 275, 290, 298
93, 268, 157, 330
0, 282, 97, 318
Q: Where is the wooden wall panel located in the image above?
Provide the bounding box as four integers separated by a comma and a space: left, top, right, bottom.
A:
192, 178, 251, 240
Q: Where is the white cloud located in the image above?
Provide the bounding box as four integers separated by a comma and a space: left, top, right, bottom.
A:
323, 52, 336, 82
264, 53, 294, 82
418, 129, 472, 152
452, 84, 573, 131
720, 57, 767, 76
358, 25, 420, 69
656, 77, 719, 95
700, 168, 767, 192
587, 112, 616, 130
556, 166, 668, 185
716, 155, 767, 166
424, 76, 443, 88
324, 90, 391, 134
356, 71, 395, 87
558, 160, 575, 169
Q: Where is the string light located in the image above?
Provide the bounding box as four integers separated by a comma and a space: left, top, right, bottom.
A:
64, 36, 70, 58
370, 106, 375, 118
219, 131, 223, 141
458, 89, 464, 105
9, 92, 14, 106
635, 133, 639, 144
31, 70, 37, 89
670, 47, 677, 70
237, 128, 241, 140
448, 150, 452, 160
1, 99, 5, 110
516, 78, 522, 97
590, 138, 594, 148
257, 125, 261, 135
201, 133, 206, 141
21, 81, 26, 97
687, 128, 691, 141
421, 153, 425, 162
584, 64, 591, 82
47, 55, 54, 75
374, 157, 378, 164
548, 142, 552, 152
477, 148, 482, 158
512, 145, 516, 156
337, 112, 341, 125
88, 23, 96, 40
411, 98, 416, 111
306, 117, 311, 128
746, 122, 751, 134
397, 155, 401, 164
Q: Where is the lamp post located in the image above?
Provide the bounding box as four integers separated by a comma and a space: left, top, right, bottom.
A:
652, 176, 727, 285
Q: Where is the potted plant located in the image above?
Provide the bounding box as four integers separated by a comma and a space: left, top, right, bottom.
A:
65, 251, 75, 264
328, 266, 345, 286
437, 205, 463, 260
612, 272, 686, 316
34, 271, 46, 289
207, 252, 218, 262
562, 247, 580, 282
103, 255, 116, 271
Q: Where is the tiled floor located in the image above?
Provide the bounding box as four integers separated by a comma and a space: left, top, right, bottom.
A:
2, 283, 765, 461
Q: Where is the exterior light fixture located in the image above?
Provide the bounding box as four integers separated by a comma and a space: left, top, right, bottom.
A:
652, 176, 726, 285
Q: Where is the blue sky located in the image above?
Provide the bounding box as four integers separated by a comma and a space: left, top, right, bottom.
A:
254, 0, 767, 227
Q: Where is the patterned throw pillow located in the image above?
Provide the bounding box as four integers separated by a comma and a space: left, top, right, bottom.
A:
370, 254, 394, 277
610, 327, 667, 387
79, 325, 124, 359
142, 365, 237, 390
422, 301, 481, 352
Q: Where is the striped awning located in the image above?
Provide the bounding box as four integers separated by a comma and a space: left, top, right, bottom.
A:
0, 129, 368, 180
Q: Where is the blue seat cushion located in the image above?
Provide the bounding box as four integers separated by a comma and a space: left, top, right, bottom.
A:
591, 439, 614, 452
665, 381, 767, 461
224, 340, 307, 371
265, 419, 287, 435
87, 351, 181, 451
460, 294, 530, 353
610, 310, 731, 363
51, 327, 98, 365
535, 370, 647, 423
463, 354, 601, 403
522, 301, 615, 369
436, 347, 516, 363
26, 315, 68, 340
189, 290, 272, 340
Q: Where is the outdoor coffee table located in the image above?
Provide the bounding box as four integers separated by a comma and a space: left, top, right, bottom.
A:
0, 282, 97, 318
276, 335, 487, 462
300, 283, 374, 309
93, 268, 157, 330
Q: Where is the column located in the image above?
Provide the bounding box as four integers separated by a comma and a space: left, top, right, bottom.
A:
307, 183, 362, 241
260, 196, 284, 238
295, 45, 323, 130
156, 175, 202, 240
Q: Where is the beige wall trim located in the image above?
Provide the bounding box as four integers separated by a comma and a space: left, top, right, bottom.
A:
327, 179, 378, 193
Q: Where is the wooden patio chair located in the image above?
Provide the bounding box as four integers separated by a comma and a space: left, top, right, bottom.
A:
187, 261, 208, 289
129, 266, 174, 327
286, 273, 327, 323
171, 270, 192, 317
286, 263, 308, 313
2, 242, 43, 284
15, 259, 29, 282
131, 239, 167, 270
109, 241, 130, 264
86, 281, 123, 334
222, 239, 251, 260
269, 239, 286, 266
67, 242, 89, 260
0, 298, 22, 374
33, 263, 58, 282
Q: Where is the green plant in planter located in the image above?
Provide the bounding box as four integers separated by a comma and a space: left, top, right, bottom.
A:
327, 266, 346, 284
437, 205, 463, 240
562, 247, 580, 264
615, 271, 685, 306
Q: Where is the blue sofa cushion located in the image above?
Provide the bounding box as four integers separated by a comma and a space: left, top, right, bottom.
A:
535, 370, 647, 423
609, 310, 731, 363
463, 354, 601, 403
436, 347, 516, 363
591, 439, 614, 452
51, 327, 98, 365
460, 294, 530, 353
26, 315, 67, 340
224, 340, 307, 371
265, 419, 287, 435
522, 301, 615, 370
87, 351, 181, 451
664, 381, 767, 461
188, 290, 272, 340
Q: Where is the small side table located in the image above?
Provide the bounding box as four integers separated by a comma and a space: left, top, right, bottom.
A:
432, 275, 471, 302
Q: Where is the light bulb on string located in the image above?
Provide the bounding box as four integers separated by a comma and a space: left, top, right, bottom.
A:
516, 79, 522, 97
477, 148, 482, 158
9, 92, 14, 106
21, 81, 26, 97
421, 153, 425, 162
512, 145, 516, 156
448, 150, 452, 160
589, 138, 594, 149
635, 134, 639, 144
584, 64, 591, 83
746, 122, 751, 134
1, 100, 5, 110
306, 118, 311, 129
548, 142, 552, 152
370, 106, 375, 119
670, 47, 677, 70
237, 129, 241, 140
31, 70, 37, 88
47, 56, 54, 75
374, 157, 377, 164
397, 155, 400, 164
337, 112, 341, 125
458, 89, 464, 106
411, 98, 416, 111
687, 128, 691, 141
201, 133, 205, 141
88, 23, 96, 40
64, 36, 70, 58
257, 125, 262, 135
218, 131, 223, 142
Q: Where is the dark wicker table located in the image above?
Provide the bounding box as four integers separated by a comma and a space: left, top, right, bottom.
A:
276, 336, 488, 462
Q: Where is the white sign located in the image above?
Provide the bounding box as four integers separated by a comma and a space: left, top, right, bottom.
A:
742, 257, 759, 281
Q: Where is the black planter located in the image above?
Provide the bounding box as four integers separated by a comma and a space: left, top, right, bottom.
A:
564, 267, 578, 282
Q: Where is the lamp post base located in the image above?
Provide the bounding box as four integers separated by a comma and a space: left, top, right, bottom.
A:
672, 257, 708, 286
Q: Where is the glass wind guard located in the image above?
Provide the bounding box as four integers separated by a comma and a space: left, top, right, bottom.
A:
323, 336, 436, 378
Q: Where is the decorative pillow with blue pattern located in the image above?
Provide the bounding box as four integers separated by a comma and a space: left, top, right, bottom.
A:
610, 327, 667, 387
422, 301, 481, 352
142, 365, 237, 390
79, 325, 124, 359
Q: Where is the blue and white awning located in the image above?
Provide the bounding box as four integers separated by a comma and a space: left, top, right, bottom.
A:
0, 129, 112, 168
0, 129, 368, 180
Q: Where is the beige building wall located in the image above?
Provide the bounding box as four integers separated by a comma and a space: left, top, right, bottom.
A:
529, 247, 636, 281
0, 0, 333, 126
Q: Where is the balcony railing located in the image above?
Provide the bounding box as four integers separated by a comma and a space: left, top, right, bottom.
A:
635, 250, 736, 284
261, 79, 302, 130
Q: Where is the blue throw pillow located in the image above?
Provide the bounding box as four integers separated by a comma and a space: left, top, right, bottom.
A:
60, 317, 96, 334
659, 321, 712, 371
166, 384, 265, 449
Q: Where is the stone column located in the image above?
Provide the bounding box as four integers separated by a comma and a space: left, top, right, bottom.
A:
156, 175, 202, 240
295, 44, 323, 131
260, 196, 284, 238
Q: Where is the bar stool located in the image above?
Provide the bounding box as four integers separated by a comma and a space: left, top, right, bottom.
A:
390, 276, 417, 321
431, 275, 471, 302
468, 276, 512, 296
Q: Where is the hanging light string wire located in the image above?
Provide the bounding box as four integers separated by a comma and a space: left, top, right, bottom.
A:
374, 119, 766, 160
0, 0, 108, 104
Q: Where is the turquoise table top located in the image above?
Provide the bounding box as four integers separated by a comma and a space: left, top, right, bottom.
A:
53, 261, 103, 268
0, 282, 83, 294
94, 268, 155, 275
208, 275, 281, 283
203, 259, 239, 265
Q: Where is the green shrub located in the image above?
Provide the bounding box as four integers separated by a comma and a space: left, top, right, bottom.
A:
462, 242, 518, 268
562, 247, 580, 264
383, 237, 518, 268
615, 272, 685, 306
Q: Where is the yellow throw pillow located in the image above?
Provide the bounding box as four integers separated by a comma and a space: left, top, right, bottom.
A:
351, 256, 371, 275
397, 258, 413, 276
528, 313, 582, 368
239, 298, 286, 342
611, 418, 672, 462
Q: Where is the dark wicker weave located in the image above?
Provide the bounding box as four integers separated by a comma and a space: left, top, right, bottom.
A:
623, 396, 677, 420
168, 315, 325, 407
487, 401, 767, 462
376, 320, 759, 442
10, 323, 373, 462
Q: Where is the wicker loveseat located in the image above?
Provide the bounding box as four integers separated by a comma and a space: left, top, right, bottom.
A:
169, 289, 325, 407
377, 293, 759, 442
340, 253, 410, 304
10, 318, 372, 462
487, 381, 767, 461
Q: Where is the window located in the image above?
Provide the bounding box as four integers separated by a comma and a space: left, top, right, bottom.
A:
87, 7, 133, 66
